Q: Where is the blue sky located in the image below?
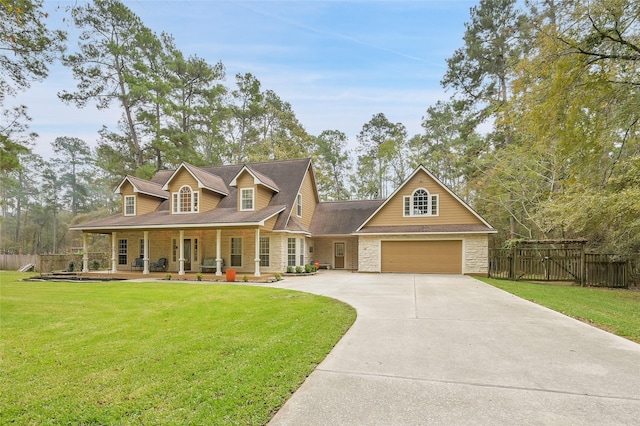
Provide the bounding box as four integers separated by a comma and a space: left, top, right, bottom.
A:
17, 0, 477, 158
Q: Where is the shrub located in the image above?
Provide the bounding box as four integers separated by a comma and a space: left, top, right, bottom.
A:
274, 272, 282, 281
305, 264, 312, 273
90, 260, 101, 270
295, 266, 303, 274
286, 266, 294, 273
165, 273, 172, 280
67, 261, 76, 272
196, 273, 203, 281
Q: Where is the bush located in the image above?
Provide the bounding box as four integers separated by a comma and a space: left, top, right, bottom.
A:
305, 264, 312, 273
286, 266, 294, 273
165, 273, 172, 280
67, 261, 76, 272
90, 260, 101, 270
274, 272, 282, 281
243, 275, 249, 282
295, 266, 303, 274
196, 273, 203, 281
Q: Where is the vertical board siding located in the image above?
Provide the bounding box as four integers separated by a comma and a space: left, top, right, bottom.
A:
489, 248, 633, 288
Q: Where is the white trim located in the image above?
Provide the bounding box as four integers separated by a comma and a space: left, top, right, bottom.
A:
296, 193, 303, 217
114, 176, 168, 199
172, 185, 200, 214
229, 165, 280, 193
353, 230, 498, 236
240, 187, 255, 211
356, 165, 494, 232
161, 163, 228, 196
124, 195, 136, 216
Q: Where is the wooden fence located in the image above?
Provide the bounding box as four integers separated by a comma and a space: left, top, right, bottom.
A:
489, 248, 637, 288
1, 253, 110, 273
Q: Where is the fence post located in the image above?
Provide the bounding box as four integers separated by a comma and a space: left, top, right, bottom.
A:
509, 247, 516, 281
580, 246, 586, 287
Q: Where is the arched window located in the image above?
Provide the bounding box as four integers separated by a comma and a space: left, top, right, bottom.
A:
172, 185, 199, 213
404, 188, 438, 217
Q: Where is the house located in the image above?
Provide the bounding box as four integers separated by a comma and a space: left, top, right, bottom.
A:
70, 158, 496, 276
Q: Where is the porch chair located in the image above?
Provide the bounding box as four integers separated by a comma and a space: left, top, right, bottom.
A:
131, 257, 144, 271
150, 257, 167, 272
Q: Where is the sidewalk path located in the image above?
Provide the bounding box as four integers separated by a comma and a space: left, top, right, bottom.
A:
267, 272, 640, 425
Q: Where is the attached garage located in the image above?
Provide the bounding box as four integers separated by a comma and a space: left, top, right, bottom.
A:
381, 240, 462, 274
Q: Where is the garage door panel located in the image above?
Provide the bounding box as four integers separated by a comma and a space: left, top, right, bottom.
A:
381, 240, 462, 274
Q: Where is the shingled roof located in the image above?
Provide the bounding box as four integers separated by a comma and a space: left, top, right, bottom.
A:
115, 175, 168, 199
310, 199, 384, 236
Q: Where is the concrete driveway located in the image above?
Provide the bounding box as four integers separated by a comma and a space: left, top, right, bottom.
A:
266, 272, 640, 425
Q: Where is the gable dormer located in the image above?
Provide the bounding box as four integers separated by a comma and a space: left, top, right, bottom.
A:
357, 165, 493, 230
230, 166, 280, 211
161, 163, 228, 214
115, 176, 168, 216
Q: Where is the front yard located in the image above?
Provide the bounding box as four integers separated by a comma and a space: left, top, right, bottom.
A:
0, 272, 356, 425
478, 277, 640, 343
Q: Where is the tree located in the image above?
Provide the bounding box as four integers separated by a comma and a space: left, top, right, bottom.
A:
312, 130, 352, 200
354, 113, 408, 199
1, 0, 66, 97
52, 136, 93, 217
60, 0, 158, 168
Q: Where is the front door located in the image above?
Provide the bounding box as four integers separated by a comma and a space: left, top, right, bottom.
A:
183, 239, 192, 271
334, 242, 345, 269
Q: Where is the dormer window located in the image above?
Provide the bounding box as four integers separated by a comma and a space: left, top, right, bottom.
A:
296, 193, 302, 217
240, 188, 254, 211
124, 195, 136, 216
404, 188, 438, 217
172, 185, 199, 214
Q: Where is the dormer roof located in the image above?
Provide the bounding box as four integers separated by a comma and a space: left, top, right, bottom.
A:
161, 163, 229, 196
114, 175, 169, 200
229, 165, 280, 193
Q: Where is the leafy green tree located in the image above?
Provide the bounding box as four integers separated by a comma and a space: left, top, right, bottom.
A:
355, 113, 408, 199
60, 0, 157, 168
312, 130, 352, 200
51, 136, 93, 217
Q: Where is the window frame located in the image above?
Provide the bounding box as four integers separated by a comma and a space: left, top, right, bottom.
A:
172, 185, 199, 214
230, 237, 242, 267
118, 239, 128, 265
240, 188, 255, 211
403, 188, 439, 217
287, 237, 296, 267
259, 237, 269, 267
296, 193, 303, 217
124, 195, 136, 216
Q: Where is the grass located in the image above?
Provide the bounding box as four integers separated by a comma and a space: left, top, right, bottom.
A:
477, 277, 640, 343
0, 272, 356, 425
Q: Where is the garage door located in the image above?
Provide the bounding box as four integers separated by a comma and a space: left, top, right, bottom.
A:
381, 240, 462, 274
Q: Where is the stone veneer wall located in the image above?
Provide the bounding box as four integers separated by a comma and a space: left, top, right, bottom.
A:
357, 234, 489, 275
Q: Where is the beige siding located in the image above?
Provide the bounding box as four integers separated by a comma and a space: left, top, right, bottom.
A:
262, 215, 278, 231
297, 169, 318, 228
236, 172, 255, 211
311, 237, 358, 270
169, 168, 198, 191
200, 189, 221, 211
366, 170, 481, 227
256, 186, 272, 210
137, 194, 161, 215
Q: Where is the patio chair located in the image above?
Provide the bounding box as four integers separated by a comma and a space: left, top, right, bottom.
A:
131, 257, 144, 271
150, 257, 167, 272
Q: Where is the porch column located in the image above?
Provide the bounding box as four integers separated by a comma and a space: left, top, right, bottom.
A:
178, 229, 185, 275
215, 229, 222, 276
143, 231, 150, 274
111, 232, 117, 273
254, 228, 261, 277
82, 233, 89, 273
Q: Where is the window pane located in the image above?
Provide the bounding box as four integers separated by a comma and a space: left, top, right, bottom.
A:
430, 194, 438, 215
296, 193, 302, 217
231, 238, 242, 267
139, 239, 144, 258
299, 238, 304, 265
180, 186, 192, 212
118, 239, 127, 265
260, 237, 269, 267
125, 196, 135, 215
241, 188, 253, 210
404, 196, 410, 216
412, 189, 429, 216
287, 238, 296, 266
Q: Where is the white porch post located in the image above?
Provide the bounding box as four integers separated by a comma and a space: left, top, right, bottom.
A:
111, 232, 117, 273
178, 229, 185, 275
143, 231, 150, 274
82, 233, 89, 272
215, 229, 222, 276
254, 228, 261, 277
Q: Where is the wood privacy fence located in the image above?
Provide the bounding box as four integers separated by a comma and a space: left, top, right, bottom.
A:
489, 248, 638, 288
1, 253, 110, 273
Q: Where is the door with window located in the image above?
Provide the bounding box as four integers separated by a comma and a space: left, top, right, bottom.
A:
183, 239, 192, 271
334, 242, 345, 269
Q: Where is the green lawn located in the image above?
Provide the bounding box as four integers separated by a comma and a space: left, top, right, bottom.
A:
0, 272, 356, 425
477, 277, 640, 343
